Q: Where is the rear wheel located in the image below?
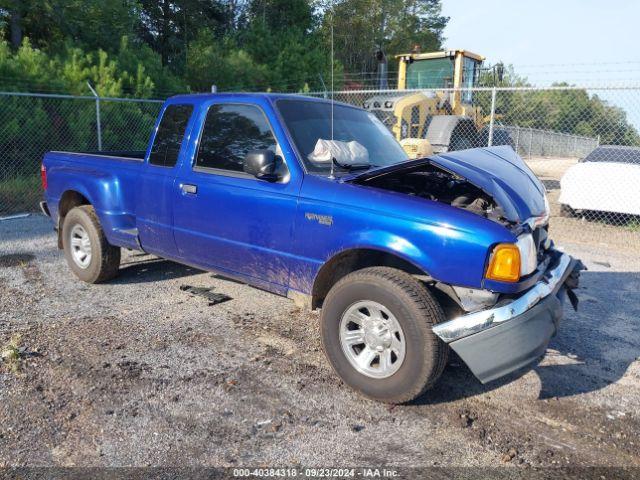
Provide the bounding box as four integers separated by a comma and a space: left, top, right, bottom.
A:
62, 205, 120, 283
320, 267, 448, 404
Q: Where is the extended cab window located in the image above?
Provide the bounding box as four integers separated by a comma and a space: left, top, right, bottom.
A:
196, 104, 277, 172
149, 104, 193, 167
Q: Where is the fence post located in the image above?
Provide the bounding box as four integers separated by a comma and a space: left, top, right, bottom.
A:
87, 82, 102, 151
487, 87, 497, 146
514, 126, 520, 154
318, 74, 328, 99
528, 128, 533, 158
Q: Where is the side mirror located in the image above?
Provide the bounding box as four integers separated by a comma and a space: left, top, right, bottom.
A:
243, 149, 278, 181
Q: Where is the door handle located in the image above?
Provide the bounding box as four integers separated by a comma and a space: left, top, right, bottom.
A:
180, 183, 197, 195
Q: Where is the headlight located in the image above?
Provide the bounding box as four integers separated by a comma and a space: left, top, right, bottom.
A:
485, 244, 520, 282
516, 234, 537, 276
485, 234, 536, 283
384, 101, 393, 108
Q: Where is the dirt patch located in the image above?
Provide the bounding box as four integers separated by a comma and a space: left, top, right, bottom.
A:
1, 216, 639, 469
0, 253, 35, 268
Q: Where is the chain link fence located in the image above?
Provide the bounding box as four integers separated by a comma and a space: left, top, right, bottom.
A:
0, 92, 162, 216
505, 126, 599, 159
1, 86, 638, 249
311, 85, 640, 249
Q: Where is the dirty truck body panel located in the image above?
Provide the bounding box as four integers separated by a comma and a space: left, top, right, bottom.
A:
42, 93, 581, 389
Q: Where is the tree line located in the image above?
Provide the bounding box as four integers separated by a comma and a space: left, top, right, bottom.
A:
479, 67, 640, 146
0, 0, 448, 97
0, 0, 450, 197
0, 0, 636, 155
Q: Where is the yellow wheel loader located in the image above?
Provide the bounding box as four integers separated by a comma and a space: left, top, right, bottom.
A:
363, 49, 510, 157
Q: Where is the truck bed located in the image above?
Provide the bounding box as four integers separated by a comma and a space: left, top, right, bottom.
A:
43, 150, 145, 250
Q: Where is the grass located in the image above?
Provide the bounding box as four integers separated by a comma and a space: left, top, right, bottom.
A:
1, 334, 23, 374
627, 218, 640, 233
0, 175, 42, 215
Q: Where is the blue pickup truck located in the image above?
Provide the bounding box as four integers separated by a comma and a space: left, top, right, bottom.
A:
41, 93, 582, 403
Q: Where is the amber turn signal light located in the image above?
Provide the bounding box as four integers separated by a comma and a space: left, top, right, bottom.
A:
485, 244, 521, 282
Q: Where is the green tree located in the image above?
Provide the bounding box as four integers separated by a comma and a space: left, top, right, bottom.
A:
0, 0, 140, 52
186, 31, 270, 91
241, 0, 333, 91
135, 0, 230, 71
186, 0, 334, 92
321, 0, 448, 77
477, 69, 640, 147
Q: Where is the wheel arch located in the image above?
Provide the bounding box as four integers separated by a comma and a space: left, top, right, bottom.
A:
311, 247, 431, 310
57, 190, 92, 248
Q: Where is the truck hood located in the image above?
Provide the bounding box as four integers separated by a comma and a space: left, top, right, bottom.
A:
344, 146, 548, 224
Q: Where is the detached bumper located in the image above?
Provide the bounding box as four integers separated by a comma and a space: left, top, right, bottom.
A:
433, 251, 582, 383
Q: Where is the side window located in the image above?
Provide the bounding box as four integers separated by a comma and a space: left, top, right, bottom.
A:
149, 104, 194, 167
196, 104, 277, 172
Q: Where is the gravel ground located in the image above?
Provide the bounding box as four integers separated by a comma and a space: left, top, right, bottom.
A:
1, 214, 639, 470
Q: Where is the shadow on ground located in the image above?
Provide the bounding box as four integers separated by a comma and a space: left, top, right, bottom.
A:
115, 257, 203, 284
542, 179, 561, 190
0, 252, 36, 268
414, 270, 640, 404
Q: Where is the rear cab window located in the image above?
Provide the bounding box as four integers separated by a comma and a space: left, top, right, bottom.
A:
149, 104, 194, 167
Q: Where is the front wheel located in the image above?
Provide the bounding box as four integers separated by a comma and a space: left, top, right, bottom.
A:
320, 267, 448, 404
62, 205, 121, 283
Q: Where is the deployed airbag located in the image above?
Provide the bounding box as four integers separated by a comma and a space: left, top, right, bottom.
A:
308, 139, 369, 165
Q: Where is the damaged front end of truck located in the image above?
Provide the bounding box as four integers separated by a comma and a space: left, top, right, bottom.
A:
345, 146, 585, 383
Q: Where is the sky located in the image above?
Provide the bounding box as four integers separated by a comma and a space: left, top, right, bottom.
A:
441, 0, 640, 86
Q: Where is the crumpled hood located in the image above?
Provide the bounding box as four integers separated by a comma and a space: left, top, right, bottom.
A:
345, 146, 547, 223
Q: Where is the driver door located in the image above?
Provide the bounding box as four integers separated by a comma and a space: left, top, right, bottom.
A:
173, 100, 301, 293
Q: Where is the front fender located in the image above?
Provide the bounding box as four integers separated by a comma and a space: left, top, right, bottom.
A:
292, 175, 516, 295
345, 229, 433, 272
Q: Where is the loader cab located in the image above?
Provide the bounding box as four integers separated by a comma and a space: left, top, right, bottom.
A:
396, 49, 484, 110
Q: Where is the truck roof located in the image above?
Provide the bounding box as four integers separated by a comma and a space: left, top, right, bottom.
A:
166, 92, 355, 109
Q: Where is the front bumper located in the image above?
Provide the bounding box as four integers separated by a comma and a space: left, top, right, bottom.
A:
433, 251, 582, 383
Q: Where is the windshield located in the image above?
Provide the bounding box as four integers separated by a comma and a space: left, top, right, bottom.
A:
276, 99, 409, 174
461, 57, 480, 103
406, 57, 454, 89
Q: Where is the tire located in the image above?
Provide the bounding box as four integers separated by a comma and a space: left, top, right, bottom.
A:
491, 129, 515, 149
449, 134, 475, 151
320, 267, 448, 403
559, 203, 576, 218
479, 127, 515, 149
447, 120, 478, 151
62, 205, 120, 283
